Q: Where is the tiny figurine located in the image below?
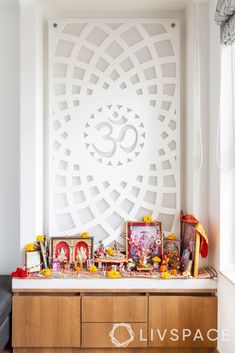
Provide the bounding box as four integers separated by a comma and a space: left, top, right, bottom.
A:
126, 258, 136, 271
52, 259, 61, 271
94, 240, 127, 265
95, 240, 106, 258
137, 248, 153, 271
113, 240, 119, 252
160, 255, 169, 273
76, 245, 87, 268
57, 247, 67, 262
87, 258, 94, 268
169, 255, 180, 271
119, 263, 125, 276
152, 256, 161, 270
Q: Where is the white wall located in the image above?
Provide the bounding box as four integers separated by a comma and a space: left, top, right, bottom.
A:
218, 274, 235, 353
208, 2, 235, 353
184, 0, 209, 268
185, 0, 209, 230
0, 3, 20, 274
208, 0, 221, 271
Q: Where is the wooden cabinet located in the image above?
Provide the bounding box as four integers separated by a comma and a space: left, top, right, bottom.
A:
149, 296, 217, 348
13, 296, 80, 348
82, 323, 148, 348
12, 291, 217, 352
82, 295, 147, 348
82, 295, 147, 322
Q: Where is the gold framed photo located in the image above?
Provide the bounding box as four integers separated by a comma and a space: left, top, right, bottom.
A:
51, 236, 93, 266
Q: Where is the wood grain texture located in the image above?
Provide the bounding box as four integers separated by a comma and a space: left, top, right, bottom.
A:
149, 296, 217, 348
13, 348, 217, 353
82, 296, 147, 322
12, 296, 80, 347
82, 323, 148, 348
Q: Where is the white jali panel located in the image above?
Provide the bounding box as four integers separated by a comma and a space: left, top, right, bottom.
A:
49, 19, 180, 248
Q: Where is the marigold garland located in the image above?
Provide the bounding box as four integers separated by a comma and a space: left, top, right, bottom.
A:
143, 216, 154, 223
36, 235, 45, 242
152, 256, 161, 263
107, 269, 121, 279
24, 243, 35, 252
167, 233, 177, 240
170, 269, 178, 276
161, 272, 172, 279
80, 232, 90, 238
88, 265, 97, 273
107, 248, 114, 256
41, 269, 52, 277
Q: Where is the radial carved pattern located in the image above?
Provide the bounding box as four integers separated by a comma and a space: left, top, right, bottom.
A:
49, 19, 180, 248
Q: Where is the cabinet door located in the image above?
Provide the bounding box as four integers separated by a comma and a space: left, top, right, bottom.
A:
13, 296, 80, 347
149, 296, 217, 348
82, 295, 147, 322
82, 323, 148, 348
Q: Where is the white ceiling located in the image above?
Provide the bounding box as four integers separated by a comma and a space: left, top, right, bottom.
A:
1, 0, 189, 11
36, 0, 189, 12
41, 0, 188, 11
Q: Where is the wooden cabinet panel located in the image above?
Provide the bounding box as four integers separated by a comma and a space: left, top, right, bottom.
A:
149, 296, 217, 348
13, 296, 80, 347
82, 296, 147, 322
82, 323, 148, 348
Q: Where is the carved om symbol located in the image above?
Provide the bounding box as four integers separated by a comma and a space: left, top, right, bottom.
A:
92, 122, 138, 158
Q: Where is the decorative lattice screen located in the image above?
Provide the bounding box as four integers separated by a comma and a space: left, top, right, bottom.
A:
49, 19, 180, 248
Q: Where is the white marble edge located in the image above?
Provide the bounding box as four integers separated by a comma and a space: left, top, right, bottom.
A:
12, 278, 218, 290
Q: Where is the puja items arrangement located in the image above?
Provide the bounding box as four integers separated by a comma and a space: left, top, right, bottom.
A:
12, 213, 210, 280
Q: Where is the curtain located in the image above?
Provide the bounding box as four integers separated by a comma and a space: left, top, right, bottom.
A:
217, 44, 235, 171
215, 0, 235, 45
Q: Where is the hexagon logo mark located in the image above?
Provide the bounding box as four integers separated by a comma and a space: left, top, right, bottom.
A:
109, 323, 135, 347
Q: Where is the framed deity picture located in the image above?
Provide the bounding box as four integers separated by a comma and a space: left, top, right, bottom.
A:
51, 236, 93, 266
126, 221, 163, 265
25, 250, 42, 273
181, 220, 200, 277
163, 239, 181, 269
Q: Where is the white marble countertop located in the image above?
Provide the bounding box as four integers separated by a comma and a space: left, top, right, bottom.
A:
12, 278, 218, 291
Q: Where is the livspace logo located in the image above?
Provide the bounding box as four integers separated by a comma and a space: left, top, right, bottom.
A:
109, 324, 231, 348
109, 323, 135, 347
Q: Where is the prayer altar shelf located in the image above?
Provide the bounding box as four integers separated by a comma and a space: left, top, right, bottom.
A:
12, 278, 217, 292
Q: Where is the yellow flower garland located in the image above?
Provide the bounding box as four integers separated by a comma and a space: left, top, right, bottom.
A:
107, 248, 114, 256
107, 269, 121, 279
41, 269, 52, 277
80, 232, 90, 238
167, 233, 177, 240
88, 265, 97, 273
36, 235, 45, 242
143, 216, 154, 223
152, 256, 161, 263
161, 272, 172, 279
24, 243, 35, 252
